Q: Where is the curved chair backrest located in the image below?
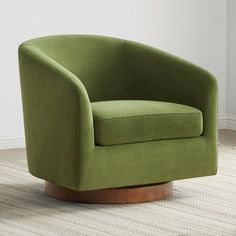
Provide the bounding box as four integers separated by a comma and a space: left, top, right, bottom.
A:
23, 35, 131, 102
19, 34, 217, 140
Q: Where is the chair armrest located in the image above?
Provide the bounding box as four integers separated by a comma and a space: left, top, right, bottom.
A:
124, 41, 218, 140
18, 44, 94, 187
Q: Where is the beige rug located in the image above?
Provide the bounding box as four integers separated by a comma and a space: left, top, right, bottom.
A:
0, 147, 236, 236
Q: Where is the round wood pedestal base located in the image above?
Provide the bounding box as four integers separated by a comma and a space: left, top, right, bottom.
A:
45, 182, 173, 204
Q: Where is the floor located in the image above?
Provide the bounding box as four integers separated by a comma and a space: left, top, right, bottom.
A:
218, 129, 236, 147
0, 130, 235, 235
0, 129, 235, 161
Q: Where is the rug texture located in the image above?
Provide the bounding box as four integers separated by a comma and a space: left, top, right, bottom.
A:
0, 147, 235, 236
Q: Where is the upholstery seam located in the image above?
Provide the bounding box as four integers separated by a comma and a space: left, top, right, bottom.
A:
96, 133, 201, 146
93, 112, 201, 121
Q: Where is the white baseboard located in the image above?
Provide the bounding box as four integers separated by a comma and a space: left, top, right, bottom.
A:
218, 113, 227, 129
218, 113, 236, 130
0, 136, 25, 150
0, 114, 235, 150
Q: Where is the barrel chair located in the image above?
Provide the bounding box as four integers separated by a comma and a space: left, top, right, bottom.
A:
18, 35, 218, 203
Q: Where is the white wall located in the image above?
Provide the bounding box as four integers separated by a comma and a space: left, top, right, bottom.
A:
225, 0, 236, 129
0, 0, 227, 149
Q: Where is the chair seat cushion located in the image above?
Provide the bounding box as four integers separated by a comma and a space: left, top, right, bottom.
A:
92, 100, 203, 145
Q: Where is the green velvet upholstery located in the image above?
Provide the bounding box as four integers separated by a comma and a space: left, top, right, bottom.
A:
18, 35, 218, 191
92, 100, 203, 145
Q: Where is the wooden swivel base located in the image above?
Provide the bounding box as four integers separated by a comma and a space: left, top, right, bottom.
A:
45, 181, 173, 204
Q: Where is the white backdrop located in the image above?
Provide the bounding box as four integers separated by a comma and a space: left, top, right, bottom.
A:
0, 0, 227, 148
227, 0, 236, 115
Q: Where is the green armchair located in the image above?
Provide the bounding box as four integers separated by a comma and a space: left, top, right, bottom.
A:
19, 35, 217, 203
